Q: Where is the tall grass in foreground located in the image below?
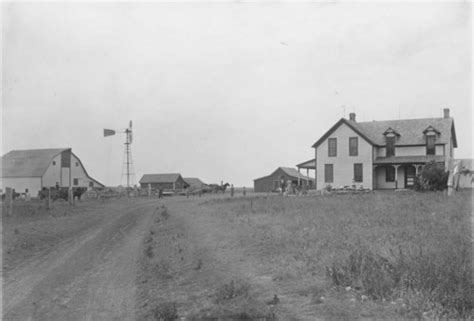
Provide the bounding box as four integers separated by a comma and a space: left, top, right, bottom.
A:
209, 191, 473, 319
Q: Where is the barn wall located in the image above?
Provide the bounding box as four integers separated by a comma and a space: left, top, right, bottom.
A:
70, 154, 96, 188
316, 122, 373, 189
140, 182, 174, 190
2, 177, 42, 195
175, 176, 186, 190
42, 154, 62, 187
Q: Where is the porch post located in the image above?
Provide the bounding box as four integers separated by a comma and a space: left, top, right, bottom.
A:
297, 167, 301, 186
306, 168, 309, 186
373, 165, 377, 190
394, 165, 400, 189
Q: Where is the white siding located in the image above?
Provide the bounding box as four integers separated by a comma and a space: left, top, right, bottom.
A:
316, 122, 373, 189
374, 166, 396, 189
42, 154, 61, 187
2, 177, 42, 195
396, 146, 426, 156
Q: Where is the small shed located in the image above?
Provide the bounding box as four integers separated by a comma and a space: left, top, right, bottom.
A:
254, 167, 313, 193
453, 159, 473, 189
139, 173, 189, 192
183, 177, 211, 192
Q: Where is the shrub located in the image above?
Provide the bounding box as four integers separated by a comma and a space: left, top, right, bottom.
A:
151, 301, 178, 321
414, 161, 449, 191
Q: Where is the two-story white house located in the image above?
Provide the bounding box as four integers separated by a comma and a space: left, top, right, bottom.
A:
312, 108, 457, 190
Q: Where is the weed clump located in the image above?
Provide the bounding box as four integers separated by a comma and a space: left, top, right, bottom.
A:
327, 244, 473, 318
151, 301, 178, 321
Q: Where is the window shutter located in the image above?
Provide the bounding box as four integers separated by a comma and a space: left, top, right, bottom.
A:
354, 164, 363, 182
325, 164, 334, 183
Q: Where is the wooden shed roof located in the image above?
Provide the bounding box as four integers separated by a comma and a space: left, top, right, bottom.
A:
139, 173, 183, 184
254, 167, 312, 181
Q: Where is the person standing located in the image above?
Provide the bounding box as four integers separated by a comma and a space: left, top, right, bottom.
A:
230, 184, 234, 197
243, 186, 246, 196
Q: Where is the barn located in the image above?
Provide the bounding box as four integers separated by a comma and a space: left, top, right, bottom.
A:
254, 167, 314, 193
139, 173, 189, 192
0, 148, 105, 196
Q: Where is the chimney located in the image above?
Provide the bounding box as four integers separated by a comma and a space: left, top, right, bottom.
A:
443, 108, 450, 119
349, 113, 356, 122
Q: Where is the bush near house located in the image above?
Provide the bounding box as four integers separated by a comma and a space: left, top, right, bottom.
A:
414, 160, 449, 191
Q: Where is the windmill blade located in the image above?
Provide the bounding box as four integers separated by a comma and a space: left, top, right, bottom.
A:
103, 129, 116, 137
129, 120, 132, 129
129, 130, 133, 144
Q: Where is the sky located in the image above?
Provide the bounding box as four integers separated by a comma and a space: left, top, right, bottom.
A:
2, 1, 472, 187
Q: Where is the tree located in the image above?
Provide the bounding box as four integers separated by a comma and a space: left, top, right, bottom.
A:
414, 161, 449, 191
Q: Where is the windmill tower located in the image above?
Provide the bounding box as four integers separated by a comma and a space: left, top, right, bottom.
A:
103, 121, 136, 194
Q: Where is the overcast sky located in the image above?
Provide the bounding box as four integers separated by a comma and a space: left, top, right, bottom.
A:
2, 2, 472, 187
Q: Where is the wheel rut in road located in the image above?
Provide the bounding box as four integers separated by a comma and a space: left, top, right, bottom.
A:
3, 201, 158, 321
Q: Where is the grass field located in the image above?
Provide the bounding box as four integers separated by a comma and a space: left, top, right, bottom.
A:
139, 190, 472, 320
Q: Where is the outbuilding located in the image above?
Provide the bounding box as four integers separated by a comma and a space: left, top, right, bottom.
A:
139, 173, 189, 192
254, 167, 313, 193
0, 148, 105, 196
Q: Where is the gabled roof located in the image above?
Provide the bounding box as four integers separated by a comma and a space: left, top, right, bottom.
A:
312, 118, 375, 148
312, 117, 457, 148
254, 167, 313, 181
1, 148, 69, 177
139, 173, 183, 184
183, 177, 209, 189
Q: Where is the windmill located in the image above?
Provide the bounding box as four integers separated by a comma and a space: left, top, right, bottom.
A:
103, 120, 136, 194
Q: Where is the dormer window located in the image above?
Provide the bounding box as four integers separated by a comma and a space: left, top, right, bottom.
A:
423, 126, 440, 156
383, 127, 400, 157
426, 135, 435, 155
386, 136, 395, 157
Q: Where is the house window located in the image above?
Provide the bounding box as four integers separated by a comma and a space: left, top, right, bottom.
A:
324, 164, 334, 183
75, 162, 79, 167
386, 166, 395, 182
354, 163, 363, 182
89, 182, 93, 187
52, 161, 56, 165
426, 135, 436, 155
328, 138, 337, 157
73, 178, 79, 186
386, 136, 395, 157
349, 137, 358, 156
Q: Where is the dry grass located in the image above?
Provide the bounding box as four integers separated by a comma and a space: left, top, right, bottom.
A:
206, 190, 472, 319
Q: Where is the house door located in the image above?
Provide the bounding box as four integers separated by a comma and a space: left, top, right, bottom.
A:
405, 166, 416, 188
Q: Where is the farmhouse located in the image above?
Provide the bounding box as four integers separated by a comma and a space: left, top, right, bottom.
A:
312, 108, 457, 190
139, 173, 189, 192
254, 167, 313, 193
0, 148, 105, 196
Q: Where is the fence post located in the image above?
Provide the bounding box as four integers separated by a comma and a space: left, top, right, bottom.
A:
5, 187, 13, 216
47, 188, 51, 210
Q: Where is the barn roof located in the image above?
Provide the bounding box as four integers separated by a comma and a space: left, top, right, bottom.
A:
139, 173, 183, 184
312, 117, 456, 148
254, 167, 313, 181
1, 148, 69, 177
184, 177, 208, 187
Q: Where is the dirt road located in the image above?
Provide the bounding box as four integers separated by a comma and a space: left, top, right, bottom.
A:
2, 199, 159, 321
